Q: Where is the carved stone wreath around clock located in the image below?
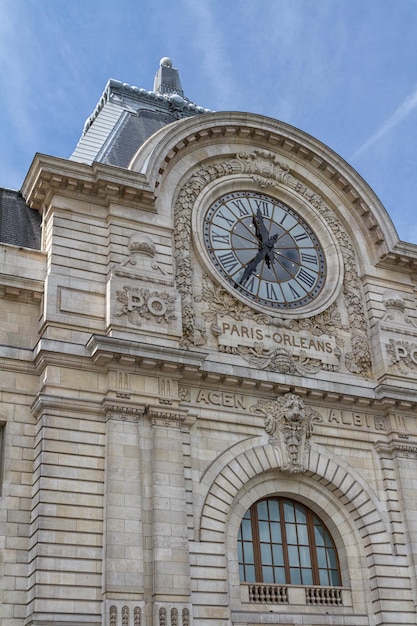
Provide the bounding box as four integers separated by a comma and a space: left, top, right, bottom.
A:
173, 148, 371, 376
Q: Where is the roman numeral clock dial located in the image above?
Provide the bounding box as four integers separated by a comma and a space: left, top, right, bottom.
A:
203, 191, 326, 311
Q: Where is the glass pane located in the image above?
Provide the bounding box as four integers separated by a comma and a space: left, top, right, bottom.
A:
262, 566, 274, 583
314, 524, 325, 546
274, 566, 286, 584
241, 518, 253, 541
257, 500, 268, 520
299, 546, 311, 567
272, 543, 284, 566
317, 546, 327, 568
295, 503, 306, 524
269, 499, 279, 521
243, 542, 254, 564
286, 522, 297, 544
245, 565, 256, 582
301, 567, 313, 585
319, 568, 330, 586
258, 521, 270, 542
290, 567, 301, 584
288, 545, 300, 566
328, 548, 337, 569
318, 523, 331, 545
297, 523, 308, 545
329, 569, 341, 586
270, 521, 282, 543
283, 500, 295, 522
237, 541, 243, 562
261, 542, 272, 565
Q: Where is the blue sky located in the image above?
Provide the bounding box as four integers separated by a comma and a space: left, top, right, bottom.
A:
1, 0, 417, 242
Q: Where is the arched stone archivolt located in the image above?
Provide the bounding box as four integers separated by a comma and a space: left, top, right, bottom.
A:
195, 439, 387, 617
198, 439, 391, 557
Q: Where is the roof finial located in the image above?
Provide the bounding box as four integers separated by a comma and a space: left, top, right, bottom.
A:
153, 57, 184, 97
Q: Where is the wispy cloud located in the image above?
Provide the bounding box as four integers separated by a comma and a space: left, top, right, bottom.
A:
351, 83, 417, 161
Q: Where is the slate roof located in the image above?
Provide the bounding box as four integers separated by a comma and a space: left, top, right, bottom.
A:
0, 188, 41, 249
71, 57, 210, 168
0, 58, 208, 248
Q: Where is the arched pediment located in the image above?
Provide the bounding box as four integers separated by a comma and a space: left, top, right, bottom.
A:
129, 111, 399, 260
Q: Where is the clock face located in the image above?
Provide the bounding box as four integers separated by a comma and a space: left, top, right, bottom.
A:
203, 191, 326, 310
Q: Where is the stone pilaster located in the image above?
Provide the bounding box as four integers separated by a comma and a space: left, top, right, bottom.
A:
146, 404, 193, 624
102, 401, 146, 602
375, 435, 417, 619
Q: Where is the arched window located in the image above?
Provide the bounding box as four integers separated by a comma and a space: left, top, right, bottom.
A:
238, 497, 341, 587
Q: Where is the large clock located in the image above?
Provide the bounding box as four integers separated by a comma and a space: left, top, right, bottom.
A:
203, 191, 326, 311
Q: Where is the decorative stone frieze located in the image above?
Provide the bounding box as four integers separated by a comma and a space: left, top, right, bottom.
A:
251, 392, 321, 473
145, 404, 189, 428
103, 401, 146, 422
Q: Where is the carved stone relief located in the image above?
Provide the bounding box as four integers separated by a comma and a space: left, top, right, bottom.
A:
173, 149, 371, 376
115, 285, 176, 326
250, 392, 321, 473
108, 232, 181, 335
114, 233, 169, 282
378, 290, 417, 375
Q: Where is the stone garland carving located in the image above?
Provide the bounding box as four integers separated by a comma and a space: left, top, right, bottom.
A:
238, 345, 322, 375
115, 285, 176, 326
109, 604, 141, 625
174, 161, 235, 346
159, 607, 167, 626
171, 608, 178, 626
182, 608, 190, 626
251, 392, 321, 473
173, 148, 371, 376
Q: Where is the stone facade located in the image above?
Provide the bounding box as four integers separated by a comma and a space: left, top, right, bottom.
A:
1, 103, 417, 626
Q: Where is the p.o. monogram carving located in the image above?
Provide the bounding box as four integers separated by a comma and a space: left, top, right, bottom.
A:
115, 285, 176, 326
386, 338, 417, 373
251, 392, 321, 473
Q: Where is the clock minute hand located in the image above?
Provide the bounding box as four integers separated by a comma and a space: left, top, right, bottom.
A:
254, 208, 269, 244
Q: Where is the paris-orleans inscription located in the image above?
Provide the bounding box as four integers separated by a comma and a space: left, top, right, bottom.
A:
217, 317, 338, 367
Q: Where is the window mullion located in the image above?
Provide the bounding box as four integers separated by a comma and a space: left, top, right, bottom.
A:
306, 508, 320, 585
279, 499, 291, 585
251, 504, 263, 582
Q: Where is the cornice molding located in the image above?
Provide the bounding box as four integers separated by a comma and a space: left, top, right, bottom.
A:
21, 154, 155, 212
0, 274, 44, 304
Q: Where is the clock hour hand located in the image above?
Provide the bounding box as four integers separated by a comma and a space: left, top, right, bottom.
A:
238, 232, 278, 285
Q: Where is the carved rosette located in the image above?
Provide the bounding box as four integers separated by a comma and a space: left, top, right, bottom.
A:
251, 393, 321, 473
173, 147, 371, 377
